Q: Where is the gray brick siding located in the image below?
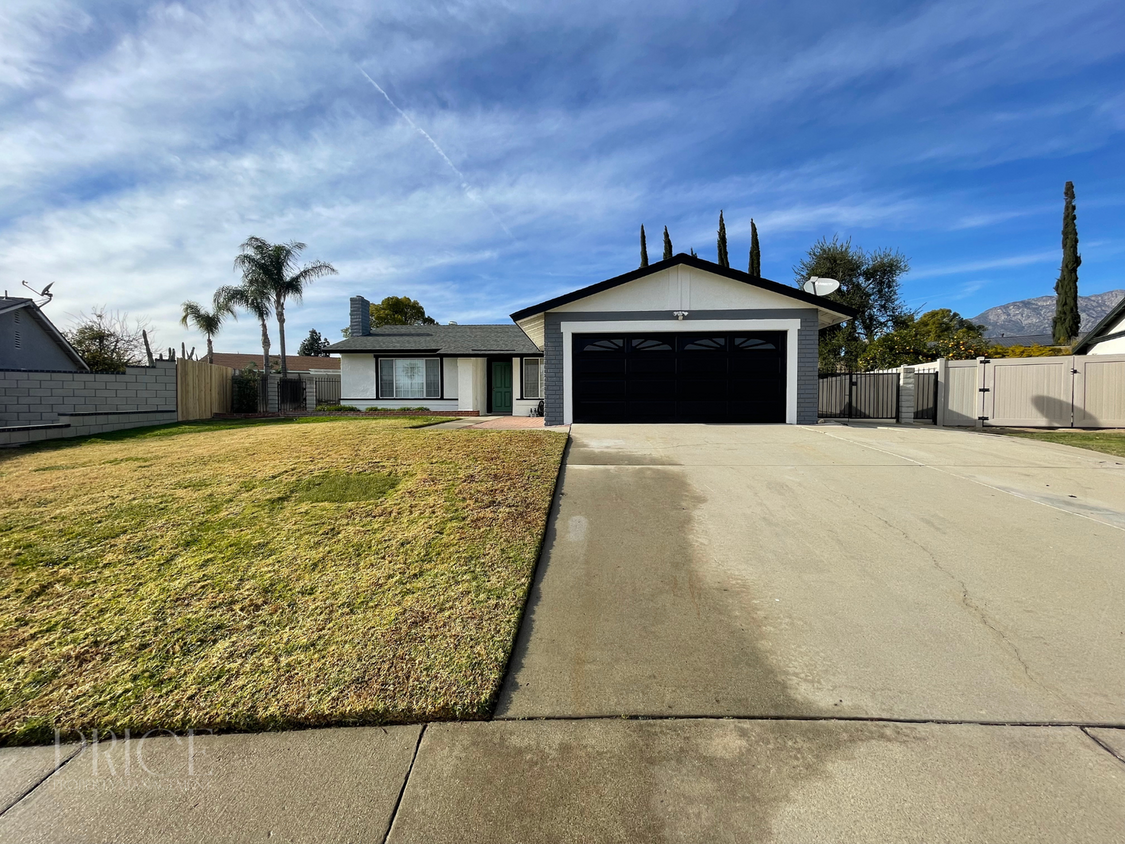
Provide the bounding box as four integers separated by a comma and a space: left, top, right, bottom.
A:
541, 309, 821, 426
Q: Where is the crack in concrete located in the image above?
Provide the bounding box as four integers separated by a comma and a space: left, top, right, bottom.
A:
381, 724, 427, 844
1081, 727, 1125, 768
0, 743, 83, 819
829, 479, 1057, 699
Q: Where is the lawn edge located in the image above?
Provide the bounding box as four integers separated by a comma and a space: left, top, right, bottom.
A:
985, 428, 1125, 460
486, 431, 572, 718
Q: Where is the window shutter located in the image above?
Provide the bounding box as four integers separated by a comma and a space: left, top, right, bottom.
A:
379, 359, 395, 398
425, 359, 441, 398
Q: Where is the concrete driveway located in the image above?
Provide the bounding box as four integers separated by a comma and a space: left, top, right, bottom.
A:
497, 423, 1125, 723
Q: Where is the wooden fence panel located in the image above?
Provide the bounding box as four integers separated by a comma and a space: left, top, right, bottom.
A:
177, 359, 234, 421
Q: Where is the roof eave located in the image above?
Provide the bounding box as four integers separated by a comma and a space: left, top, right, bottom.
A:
1072, 295, 1125, 354
20, 302, 90, 371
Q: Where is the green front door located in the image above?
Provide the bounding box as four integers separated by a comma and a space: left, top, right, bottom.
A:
492, 361, 513, 414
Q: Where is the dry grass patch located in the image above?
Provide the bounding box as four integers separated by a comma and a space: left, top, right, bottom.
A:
0, 417, 566, 745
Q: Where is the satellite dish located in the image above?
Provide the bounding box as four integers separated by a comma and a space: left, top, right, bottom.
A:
802, 276, 840, 296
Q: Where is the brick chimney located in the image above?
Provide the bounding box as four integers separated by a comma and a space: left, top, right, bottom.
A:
349, 296, 370, 337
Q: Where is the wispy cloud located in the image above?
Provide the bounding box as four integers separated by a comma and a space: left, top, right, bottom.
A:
910, 250, 1062, 280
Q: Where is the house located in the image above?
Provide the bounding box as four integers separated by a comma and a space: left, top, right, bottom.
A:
329, 254, 856, 424
211, 351, 339, 375
210, 352, 341, 374
1072, 294, 1125, 356
0, 297, 88, 372
330, 306, 543, 415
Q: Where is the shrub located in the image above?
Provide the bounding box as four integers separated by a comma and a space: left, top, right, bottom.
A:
231, 374, 264, 413
318, 404, 360, 412
988, 344, 1068, 358
364, 406, 430, 412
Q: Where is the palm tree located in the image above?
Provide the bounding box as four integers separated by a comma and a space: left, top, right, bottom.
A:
217, 281, 273, 373
233, 237, 337, 378
180, 291, 234, 364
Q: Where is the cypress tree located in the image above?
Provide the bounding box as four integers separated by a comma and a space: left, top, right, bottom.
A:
717, 211, 729, 267
748, 218, 761, 276
1052, 181, 1081, 344
640, 225, 649, 268
663, 226, 673, 260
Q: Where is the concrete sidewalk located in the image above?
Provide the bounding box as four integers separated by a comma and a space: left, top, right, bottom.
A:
3, 720, 1124, 843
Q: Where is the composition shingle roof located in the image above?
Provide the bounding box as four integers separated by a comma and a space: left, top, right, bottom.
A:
327, 324, 541, 355
210, 353, 340, 371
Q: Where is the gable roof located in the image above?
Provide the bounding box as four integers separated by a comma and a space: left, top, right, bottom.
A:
509, 253, 860, 322
326, 324, 541, 356
0, 297, 89, 371
211, 352, 340, 372
1072, 292, 1125, 354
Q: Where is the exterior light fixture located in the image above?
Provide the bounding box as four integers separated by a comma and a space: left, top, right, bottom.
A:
673, 311, 688, 320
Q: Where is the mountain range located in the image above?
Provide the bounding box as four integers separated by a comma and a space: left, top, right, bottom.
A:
970, 289, 1124, 340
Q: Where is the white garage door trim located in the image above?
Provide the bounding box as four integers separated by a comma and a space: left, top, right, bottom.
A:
560, 319, 801, 425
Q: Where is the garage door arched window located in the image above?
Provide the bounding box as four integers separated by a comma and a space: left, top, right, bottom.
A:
579, 338, 624, 352
681, 336, 727, 351
733, 336, 777, 351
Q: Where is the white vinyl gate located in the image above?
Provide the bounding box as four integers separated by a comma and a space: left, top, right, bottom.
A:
935, 354, 1125, 427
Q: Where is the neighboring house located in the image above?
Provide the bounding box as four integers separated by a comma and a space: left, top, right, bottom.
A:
988, 333, 1057, 348
210, 353, 340, 375
1073, 294, 1125, 356
0, 297, 88, 372
329, 254, 856, 423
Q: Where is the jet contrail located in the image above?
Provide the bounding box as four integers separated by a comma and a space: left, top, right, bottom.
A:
294, 0, 515, 240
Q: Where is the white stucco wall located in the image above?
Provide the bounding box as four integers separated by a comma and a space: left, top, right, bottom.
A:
443, 358, 459, 399
341, 354, 377, 400
1088, 312, 1125, 355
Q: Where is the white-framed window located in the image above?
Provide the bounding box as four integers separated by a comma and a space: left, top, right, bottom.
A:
379, 358, 441, 399
522, 357, 544, 399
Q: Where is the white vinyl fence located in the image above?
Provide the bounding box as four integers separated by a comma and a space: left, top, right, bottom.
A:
921, 354, 1125, 428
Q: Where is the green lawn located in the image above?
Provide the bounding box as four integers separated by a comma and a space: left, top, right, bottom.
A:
994, 429, 1125, 459
0, 417, 566, 745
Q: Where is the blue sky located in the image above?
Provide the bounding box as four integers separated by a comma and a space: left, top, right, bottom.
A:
2, 0, 1122, 353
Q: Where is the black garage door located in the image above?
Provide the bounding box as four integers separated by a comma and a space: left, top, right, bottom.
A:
573, 332, 786, 423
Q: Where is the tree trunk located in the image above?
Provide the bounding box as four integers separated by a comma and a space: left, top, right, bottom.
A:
206, 336, 214, 365
260, 317, 271, 373
276, 297, 288, 378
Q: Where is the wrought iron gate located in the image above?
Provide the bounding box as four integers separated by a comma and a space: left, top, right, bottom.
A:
278, 377, 306, 412
818, 372, 900, 420
914, 371, 938, 423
